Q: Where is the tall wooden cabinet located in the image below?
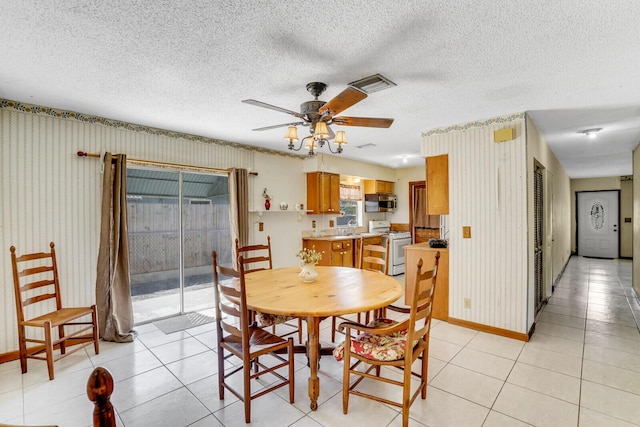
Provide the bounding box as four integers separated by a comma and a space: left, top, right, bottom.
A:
426, 154, 449, 215
404, 243, 448, 320
306, 172, 340, 214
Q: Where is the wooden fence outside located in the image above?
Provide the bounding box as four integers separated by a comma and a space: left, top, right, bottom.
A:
127, 202, 232, 275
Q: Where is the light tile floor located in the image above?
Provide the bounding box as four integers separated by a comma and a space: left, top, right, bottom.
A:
1, 256, 640, 426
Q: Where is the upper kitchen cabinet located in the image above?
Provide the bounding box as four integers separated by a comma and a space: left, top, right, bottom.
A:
306, 172, 340, 214
364, 179, 394, 194
426, 154, 449, 215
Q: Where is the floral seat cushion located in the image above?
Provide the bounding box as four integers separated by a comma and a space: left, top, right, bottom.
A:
333, 318, 408, 362
257, 312, 296, 327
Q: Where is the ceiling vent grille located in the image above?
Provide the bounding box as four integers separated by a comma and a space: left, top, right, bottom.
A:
348, 74, 396, 94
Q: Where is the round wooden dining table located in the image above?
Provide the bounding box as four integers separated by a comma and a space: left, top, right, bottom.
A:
244, 266, 403, 411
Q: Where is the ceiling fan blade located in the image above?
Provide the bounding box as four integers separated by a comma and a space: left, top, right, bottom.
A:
242, 99, 305, 119
332, 116, 394, 128
318, 87, 367, 116
252, 122, 306, 131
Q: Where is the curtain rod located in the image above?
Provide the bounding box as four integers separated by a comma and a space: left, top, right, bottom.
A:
76, 151, 258, 175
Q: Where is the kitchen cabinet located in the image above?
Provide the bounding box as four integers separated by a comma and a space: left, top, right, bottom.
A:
364, 180, 394, 194
306, 172, 340, 214
303, 237, 354, 267
404, 243, 448, 320
426, 154, 448, 215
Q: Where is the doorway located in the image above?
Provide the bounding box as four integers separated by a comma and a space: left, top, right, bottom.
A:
534, 165, 544, 313
126, 168, 231, 323
409, 181, 440, 243
577, 190, 620, 258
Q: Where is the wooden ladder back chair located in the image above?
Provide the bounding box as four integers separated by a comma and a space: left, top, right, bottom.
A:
10, 242, 100, 381
335, 252, 440, 427
212, 251, 295, 423
235, 236, 272, 273
331, 239, 390, 342
235, 236, 303, 343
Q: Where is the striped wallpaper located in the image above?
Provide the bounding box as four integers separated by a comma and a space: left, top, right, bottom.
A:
422, 116, 529, 334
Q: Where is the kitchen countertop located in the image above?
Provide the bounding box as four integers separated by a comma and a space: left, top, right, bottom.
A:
302, 233, 383, 241
404, 242, 449, 251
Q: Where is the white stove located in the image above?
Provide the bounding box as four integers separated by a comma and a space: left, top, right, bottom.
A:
368, 221, 412, 276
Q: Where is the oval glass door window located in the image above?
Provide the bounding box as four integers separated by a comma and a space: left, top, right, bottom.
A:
590, 201, 605, 230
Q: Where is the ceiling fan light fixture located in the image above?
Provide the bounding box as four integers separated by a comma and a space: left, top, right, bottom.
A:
348, 73, 396, 94
334, 131, 347, 145
285, 126, 299, 142
314, 121, 329, 139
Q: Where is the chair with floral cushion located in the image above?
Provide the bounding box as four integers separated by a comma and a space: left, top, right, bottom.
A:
333, 252, 439, 427
330, 239, 390, 342
235, 236, 303, 343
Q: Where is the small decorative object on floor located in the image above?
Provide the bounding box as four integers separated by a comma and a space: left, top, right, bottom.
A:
263, 188, 271, 210
296, 248, 322, 282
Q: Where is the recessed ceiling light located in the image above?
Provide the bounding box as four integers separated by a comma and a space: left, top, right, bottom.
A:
578, 128, 603, 139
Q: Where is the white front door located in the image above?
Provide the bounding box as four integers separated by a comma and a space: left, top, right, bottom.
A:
577, 191, 619, 258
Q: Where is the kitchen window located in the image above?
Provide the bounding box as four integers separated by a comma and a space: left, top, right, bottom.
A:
338, 184, 363, 226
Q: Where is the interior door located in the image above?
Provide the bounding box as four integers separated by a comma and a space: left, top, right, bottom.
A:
577, 191, 619, 258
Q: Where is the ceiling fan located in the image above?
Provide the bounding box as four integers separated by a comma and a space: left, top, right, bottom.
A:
241, 81, 394, 154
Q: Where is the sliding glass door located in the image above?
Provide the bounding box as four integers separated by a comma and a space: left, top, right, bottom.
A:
126, 168, 230, 323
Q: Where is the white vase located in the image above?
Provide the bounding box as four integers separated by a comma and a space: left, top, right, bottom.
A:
299, 263, 318, 283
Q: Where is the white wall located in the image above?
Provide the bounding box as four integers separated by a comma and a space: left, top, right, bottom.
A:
391, 166, 426, 224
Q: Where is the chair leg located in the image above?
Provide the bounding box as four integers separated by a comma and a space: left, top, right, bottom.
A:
342, 338, 351, 415
288, 338, 295, 403
58, 325, 66, 354
92, 306, 100, 354
243, 360, 251, 423
44, 322, 55, 380
217, 348, 225, 399
18, 326, 27, 374
297, 318, 303, 344
402, 367, 412, 427
421, 347, 428, 399
331, 317, 336, 342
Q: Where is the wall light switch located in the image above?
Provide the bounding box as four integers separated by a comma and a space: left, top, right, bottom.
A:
462, 226, 471, 238
258, 222, 264, 232
329, 220, 335, 227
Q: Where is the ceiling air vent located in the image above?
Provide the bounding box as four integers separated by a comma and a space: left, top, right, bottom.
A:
348, 74, 396, 94
356, 143, 377, 149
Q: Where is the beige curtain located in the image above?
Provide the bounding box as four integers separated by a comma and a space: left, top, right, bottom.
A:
96, 153, 134, 342
414, 187, 428, 228
229, 168, 249, 266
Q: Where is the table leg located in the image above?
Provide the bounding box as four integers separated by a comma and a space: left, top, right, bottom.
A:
306, 316, 320, 410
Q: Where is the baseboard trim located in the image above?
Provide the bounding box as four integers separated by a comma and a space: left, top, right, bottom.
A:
447, 317, 529, 342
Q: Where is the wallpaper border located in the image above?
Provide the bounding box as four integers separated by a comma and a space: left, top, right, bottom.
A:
0, 98, 305, 160
422, 112, 525, 136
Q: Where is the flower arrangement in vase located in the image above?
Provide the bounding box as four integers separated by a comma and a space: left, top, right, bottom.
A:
296, 248, 322, 282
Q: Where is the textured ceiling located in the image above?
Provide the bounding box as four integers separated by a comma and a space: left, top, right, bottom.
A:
1, 1, 640, 176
